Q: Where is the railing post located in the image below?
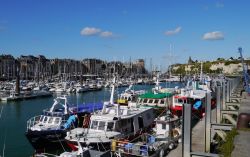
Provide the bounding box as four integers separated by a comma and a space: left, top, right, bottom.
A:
226, 80, 230, 103
222, 81, 226, 110
216, 86, 221, 123
205, 92, 211, 152
182, 102, 192, 157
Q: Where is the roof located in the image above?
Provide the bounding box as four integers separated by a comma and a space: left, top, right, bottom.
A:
139, 92, 173, 99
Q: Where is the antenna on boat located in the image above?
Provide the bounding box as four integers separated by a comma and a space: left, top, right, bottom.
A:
109, 76, 116, 105
200, 61, 203, 83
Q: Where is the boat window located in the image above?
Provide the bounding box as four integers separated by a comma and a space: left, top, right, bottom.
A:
39, 116, 44, 121
178, 99, 183, 103
91, 121, 98, 129
107, 122, 114, 131
48, 117, 53, 124
43, 116, 48, 123
154, 99, 159, 104
98, 121, 106, 130
54, 117, 60, 124
160, 100, 165, 104
143, 99, 148, 103
139, 99, 142, 103
128, 97, 131, 101
148, 99, 153, 103
162, 124, 166, 129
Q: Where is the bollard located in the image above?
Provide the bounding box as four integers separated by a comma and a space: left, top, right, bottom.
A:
182, 103, 192, 157
216, 86, 221, 123
205, 92, 211, 152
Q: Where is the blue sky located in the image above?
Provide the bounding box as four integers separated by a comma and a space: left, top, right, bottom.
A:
0, 0, 249, 71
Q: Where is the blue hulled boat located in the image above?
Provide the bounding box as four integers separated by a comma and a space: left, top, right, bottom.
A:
25, 96, 103, 151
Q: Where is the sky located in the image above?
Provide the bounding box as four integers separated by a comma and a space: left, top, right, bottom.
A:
0, 0, 250, 71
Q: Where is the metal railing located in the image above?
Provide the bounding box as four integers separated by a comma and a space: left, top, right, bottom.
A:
26, 115, 41, 131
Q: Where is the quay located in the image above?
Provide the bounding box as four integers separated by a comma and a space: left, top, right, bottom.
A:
168, 76, 250, 157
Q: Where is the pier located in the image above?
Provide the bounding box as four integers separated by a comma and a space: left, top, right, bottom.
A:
168, 76, 250, 157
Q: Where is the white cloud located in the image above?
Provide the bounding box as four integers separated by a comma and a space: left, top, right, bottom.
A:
100, 31, 113, 38
80, 27, 101, 36
80, 26, 116, 38
202, 31, 224, 40
165, 26, 182, 36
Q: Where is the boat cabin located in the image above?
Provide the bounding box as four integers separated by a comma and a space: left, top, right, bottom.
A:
135, 92, 173, 108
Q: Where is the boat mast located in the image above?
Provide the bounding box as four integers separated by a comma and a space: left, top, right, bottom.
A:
109, 76, 116, 105
200, 61, 203, 83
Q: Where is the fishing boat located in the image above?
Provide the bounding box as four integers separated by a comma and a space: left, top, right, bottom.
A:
65, 77, 155, 151
171, 88, 206, 117
130, 74, 175, 109
111, 111, 181, 157
25, 96, 103, 151
171, 80, 216, 117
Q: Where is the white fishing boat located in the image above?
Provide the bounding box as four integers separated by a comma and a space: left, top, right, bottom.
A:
112, 111, 181, 157
65, 77, 155, 151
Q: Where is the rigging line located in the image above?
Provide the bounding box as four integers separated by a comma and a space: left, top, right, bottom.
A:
54, 129, 66, 152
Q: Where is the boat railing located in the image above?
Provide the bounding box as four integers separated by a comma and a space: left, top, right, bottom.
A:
27, 115, 68, 131
43, 110, 65, 117
26, 115, 41, 131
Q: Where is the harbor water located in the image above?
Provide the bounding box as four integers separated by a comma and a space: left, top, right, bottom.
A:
0, 82, 182, 157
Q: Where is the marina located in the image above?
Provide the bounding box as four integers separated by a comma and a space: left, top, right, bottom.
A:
0, 69, 250, 157
0, 83, 171, 157
1, 1, 250, 156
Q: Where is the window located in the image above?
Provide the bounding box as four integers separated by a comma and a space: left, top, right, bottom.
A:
148, 99, 153, 103
54, 117, 60, 124
178, 99, 183, 103
40, 116, 44, 121
48, 117, 53, 124
91, 121, 98, 129
138, 99, 142, 103
154, 99, 159, 104
162, 124, 166, 129
43, 116, 48, 123
160, 100, 165, 104
98, 121, 106, 130
107, 122, 114, 131
143, 99, 148, 103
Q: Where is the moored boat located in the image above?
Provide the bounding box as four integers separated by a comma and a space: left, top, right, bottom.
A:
25, 96, 103, 151
65, 77, 155, 151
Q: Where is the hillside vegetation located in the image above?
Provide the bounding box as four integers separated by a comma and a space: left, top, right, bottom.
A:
172, 59, 250, 75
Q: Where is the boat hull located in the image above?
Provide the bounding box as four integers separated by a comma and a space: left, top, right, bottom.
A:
25, 129, 68, 151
